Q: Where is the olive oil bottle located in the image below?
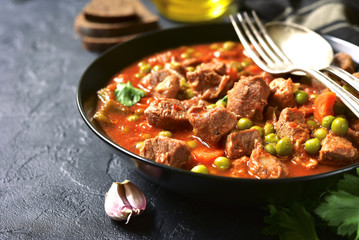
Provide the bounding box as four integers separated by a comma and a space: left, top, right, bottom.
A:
152, 0, 236, 23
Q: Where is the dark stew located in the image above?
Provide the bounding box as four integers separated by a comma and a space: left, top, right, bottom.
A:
93, 41, 359, 179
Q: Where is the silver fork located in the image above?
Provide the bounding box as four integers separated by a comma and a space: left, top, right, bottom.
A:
229, 11, 359, 118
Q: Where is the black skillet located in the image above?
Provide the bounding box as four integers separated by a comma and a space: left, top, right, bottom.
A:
77, 23, 359, 204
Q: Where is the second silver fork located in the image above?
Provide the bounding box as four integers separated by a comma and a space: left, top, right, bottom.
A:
229, 11, 359, 118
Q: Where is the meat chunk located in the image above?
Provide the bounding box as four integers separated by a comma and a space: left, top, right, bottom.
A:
181, 97, 208, 111
269, 77, 296, 110
186, 62, 231, 100
275, 108, 309, 143
350, 118, 359, 131
230, 156, 250, 178
141, 69, 173, 90
140, 137, 191, 168
144, 98, 189, 130
227, 75, 271, 120
154, 75, 180, 98
225, 129, 263, 159
188, 106, 237, 145
248, 143, 288, 179
334, 52, 355, 73
182, 58, 202, 68
198, 62, 227, 75
347, 118, 359, 147
353, 72, 359, 79
346, 128, 359, 148
319, 133, 359, 165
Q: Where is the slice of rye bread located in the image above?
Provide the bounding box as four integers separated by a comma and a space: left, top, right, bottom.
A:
81, 34, 139, 52
75, 0, 159, 38
83, 0, 138, 23
74, 11, 158, 38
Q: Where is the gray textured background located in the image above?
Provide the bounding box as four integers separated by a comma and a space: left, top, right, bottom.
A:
0, 0, 352, 239
0, 1, 267, 239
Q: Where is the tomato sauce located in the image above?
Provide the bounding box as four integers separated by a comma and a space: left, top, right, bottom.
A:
94, 42, 355, 179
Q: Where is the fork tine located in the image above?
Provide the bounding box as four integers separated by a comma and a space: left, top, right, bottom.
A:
236, 13, 275, 66
229, 15, 270, 72
251, 11, 292, 64
243, 12, 283, 64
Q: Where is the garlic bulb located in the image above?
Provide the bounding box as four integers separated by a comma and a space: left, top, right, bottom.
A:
104, 180, 146, 223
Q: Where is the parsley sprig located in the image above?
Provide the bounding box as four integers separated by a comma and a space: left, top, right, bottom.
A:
114, 82, 145, 107
263, 168, 359, 240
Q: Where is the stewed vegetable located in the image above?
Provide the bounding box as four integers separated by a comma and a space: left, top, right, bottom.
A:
93, 41, 359, 179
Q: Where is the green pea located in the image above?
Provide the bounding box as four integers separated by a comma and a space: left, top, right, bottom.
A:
127, 115, 140, 122
276, 137, 293, 156
314, 128, 328, 140
231, 61, 243, 71
237, 118, 253, 130
305, 138, 321, 154
186, 66, 195, 72
265, 133, 279, 144
158, 131, 172, 138
210, 43, 220, 50
137, 61, 147, 67
186, 48, 195, 53
140, 64, 152, 74
134, 73, 145, 78
331, 117, 349, 136
135, 141, 144, 149
191, 165, 209, 174
153, 65, 163, 71
181, 52, 191, 59
240, 58, 252, 68
171, 61, 181, 68
333, 101, 346, 115
184, 88, 194, 99
307, 120, 319, 129
214, 157, 231, 170
263, 123, 275, 136
141, 133, 152, 140
294, 90, 309, 104
321, 115, 335, 129
187, 140, 197, 149
264, 144, 276, 155
223, 41, 236, 51
250, 126, 264, 137
179, 78, 190, 88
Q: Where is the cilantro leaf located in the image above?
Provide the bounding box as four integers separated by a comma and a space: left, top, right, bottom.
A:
337, 173, 359, 197
315, 172, 359, 240
114, 82, 145, 107
263, 202, 319, 240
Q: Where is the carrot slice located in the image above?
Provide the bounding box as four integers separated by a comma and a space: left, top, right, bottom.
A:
313, 92, 336, 122
227, 67, 238, 82
191, 147, 224, 164
245, 64, 261, 75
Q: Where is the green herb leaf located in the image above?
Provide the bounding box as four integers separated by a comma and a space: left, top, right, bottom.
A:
219, 94, 228, 102
263, 202, 319, 240
315, 172, 359, 240
114, 82, 145, 107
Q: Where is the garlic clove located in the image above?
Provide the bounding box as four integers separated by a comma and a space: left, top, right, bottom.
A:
104, 180, 146, 223
122, 180, 146, 214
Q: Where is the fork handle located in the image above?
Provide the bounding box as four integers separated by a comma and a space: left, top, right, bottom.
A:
323, 65, 359, 93
301, 68, 359, 119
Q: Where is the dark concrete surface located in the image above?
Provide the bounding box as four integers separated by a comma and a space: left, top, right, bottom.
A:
0, 1, 268, 239
0, 0, 355, 239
